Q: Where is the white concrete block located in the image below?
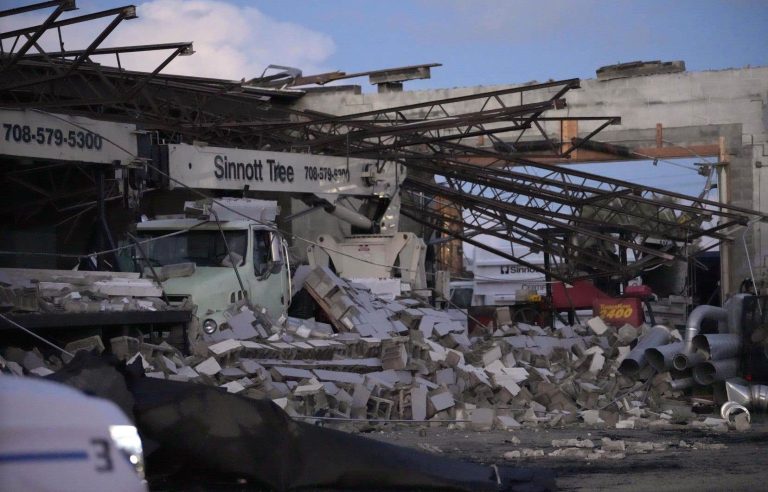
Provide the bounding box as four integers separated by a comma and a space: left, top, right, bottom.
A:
195, 357, 222, 376
293, 379, 324, 396
429, 389, 455, 412
470, 408, 496, 430
588, 353, 606, 374
435, 368, 456, 386
221, 381, 246, 393
176, 366, 200, 379
411, 386, 428, 421
29, 366, 55, 377
208, 339, 242, 356
587, 317, 610, 335
313, 369, 365, 384
481, 345, 503, 366
495, 415, 522, 430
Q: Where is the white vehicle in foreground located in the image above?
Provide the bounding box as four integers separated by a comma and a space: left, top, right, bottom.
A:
0, 376, 146, 492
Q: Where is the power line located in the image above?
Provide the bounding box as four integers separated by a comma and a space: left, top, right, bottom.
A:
0, 313, 73, 358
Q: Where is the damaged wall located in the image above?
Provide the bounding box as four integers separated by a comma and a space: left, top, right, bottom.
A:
297, 67, 768, 294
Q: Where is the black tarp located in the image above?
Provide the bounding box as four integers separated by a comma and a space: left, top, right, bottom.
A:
49, 353, 554, 491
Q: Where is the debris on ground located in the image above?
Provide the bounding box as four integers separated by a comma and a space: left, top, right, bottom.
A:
502, 436, 726, 461
2, 267, 764, 433
0, 268, 182, 314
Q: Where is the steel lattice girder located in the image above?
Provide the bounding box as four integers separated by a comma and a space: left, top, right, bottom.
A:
396, 151, 765, 281
284, 86, 763, 275
401, 177, 671, 273
264, 84, 767, 277
260, 79, 601, 156
0, 2, 299, 145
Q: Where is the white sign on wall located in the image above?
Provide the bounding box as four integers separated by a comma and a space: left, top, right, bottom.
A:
166, 143, 398, 196
0, 109, 137, 164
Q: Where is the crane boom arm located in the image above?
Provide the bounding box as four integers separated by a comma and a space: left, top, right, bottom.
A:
163, 143, 402, 198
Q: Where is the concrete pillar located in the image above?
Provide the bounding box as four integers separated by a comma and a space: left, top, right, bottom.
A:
756, 146, 768, 288
725, 145, 766, 296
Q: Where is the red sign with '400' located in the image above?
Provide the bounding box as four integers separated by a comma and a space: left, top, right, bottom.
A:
592, 297, 643, 327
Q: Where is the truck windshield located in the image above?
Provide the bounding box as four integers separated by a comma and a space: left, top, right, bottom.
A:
137, 230, 247, 267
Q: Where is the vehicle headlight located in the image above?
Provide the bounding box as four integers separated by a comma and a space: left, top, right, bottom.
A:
109, 425, 145, 480
202, 318, 218, 334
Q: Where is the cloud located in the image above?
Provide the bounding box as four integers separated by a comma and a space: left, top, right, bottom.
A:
0, 0, 336, 80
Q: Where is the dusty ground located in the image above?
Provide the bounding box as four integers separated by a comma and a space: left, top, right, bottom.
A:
333, 417, 768, 491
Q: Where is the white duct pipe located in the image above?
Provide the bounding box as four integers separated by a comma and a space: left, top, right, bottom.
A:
618, 325, 671, 376
692, 333, 741, 361
692, 358, 739, 385
672, 351, 707, 371
646, 342, 684, 372
720, 401, 750, 424
669, 369, 695, 390
724, 379, 751, 405
753, 384, 768, 412
727, 380, 768, 412
684, 305, 728, 352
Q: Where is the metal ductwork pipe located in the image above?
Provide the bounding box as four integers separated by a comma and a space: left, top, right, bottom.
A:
753, 384, 768, 412
692, 333, 742, 361
646, 342, 684, 372
720, 401, 750, 424
618, 325, 672, 376
724, 379, 751, 405
672, 351, 707, 371
684, 305, 728, 352
692, 358, 739, 385
669, 369, 695, 390
727, 379, 768, 412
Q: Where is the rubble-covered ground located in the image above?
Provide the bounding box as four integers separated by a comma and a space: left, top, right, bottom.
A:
7, 266, 746, 433
362, 421, 768, 491
4, 266, 767, 490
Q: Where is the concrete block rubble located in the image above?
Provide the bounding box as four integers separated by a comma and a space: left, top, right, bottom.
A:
502, 437, 727, 461
0, 268, 177, 314
1, 266, 761, 432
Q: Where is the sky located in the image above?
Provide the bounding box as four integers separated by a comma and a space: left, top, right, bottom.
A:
1, 0, 766, 89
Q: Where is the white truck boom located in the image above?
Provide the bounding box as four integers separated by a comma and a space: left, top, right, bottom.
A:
160, 143, 427, 293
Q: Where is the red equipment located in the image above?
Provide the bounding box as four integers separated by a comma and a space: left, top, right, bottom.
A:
552, 280, 650, 328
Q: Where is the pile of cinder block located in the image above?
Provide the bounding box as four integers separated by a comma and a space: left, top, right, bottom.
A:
0, 268, 170, 314
0, 267, 740, 431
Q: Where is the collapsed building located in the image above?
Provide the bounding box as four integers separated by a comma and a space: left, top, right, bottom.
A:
1, 1, 768, 490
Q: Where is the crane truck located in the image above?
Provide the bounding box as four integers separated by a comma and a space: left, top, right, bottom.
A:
1, 110, 426, 351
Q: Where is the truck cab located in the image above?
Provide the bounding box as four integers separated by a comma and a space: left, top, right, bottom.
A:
134, 198, 290, 341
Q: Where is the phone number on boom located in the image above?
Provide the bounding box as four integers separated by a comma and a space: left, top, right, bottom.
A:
304, 165, 350, 182
3, 123, 103, 150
